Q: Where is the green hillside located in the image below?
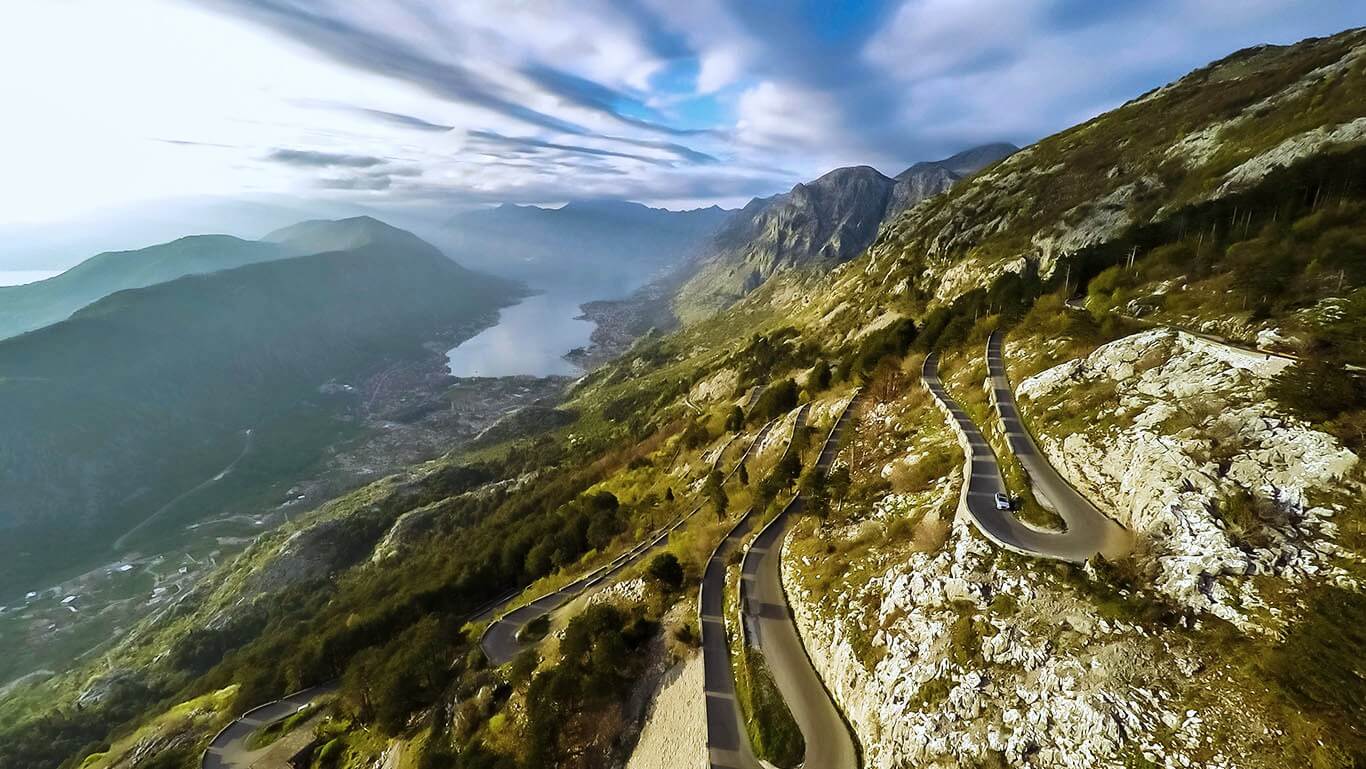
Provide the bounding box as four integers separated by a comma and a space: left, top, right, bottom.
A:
0, 230, 520, 592
0, 235, 288, 340
265, 215, 444, 259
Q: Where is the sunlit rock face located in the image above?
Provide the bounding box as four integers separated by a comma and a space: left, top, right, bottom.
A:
1017, 328, 1358, 626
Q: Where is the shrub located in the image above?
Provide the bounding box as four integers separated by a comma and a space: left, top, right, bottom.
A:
725, 405, 745, 432
680, 419, 712, 449
1270, 362, 1364, 423
854, 318, 917, 374
808, 360, 832, 391
799, 469, 829, 519
646, 553, 684, 592
911, 515, 951, 552
750, 379, 799, 423
521, 615, 551, 642
888, 451, 955, 493
1225, 238, 1295, 303
739, 650, 804, 767
524, 605, 655, 766
1259, 586, 1366, 760
704, 469, 728, 520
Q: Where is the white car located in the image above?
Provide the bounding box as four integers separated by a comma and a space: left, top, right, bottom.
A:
994, 492, 1012, 511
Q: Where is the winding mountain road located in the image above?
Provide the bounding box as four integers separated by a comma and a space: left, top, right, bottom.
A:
478, 418, 778, 666
700, 507, 764, 769
922, 345, 1128, 563
738, 394, 861, 769
699, 405, 808, 769
704, 392, 864, 769
201, 685, 334, 769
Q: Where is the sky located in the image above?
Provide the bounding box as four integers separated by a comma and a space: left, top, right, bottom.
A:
1, 0, 1362, 257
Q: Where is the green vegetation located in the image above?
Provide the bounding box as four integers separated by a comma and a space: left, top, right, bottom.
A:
244, 701, 318, 750
1270, 358, 1366, 451
1258, 586, 1366, 764
341, 616, 456, 735
750, 378, 799, 423
0, 220, 520, 590
733, 646, 804, 768
63, 686, 237, 769
725, 405, 745, 432
851, 317, 917, 377
523, 604, 655, 768
704, 469, 729, 521
798, 466, 848, 520
0, 234, 288, 340
645, 553, 684, 592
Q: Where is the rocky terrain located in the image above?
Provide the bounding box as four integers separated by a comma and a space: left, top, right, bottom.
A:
675, 144, 1016, 322
1016, 329, 1360, 627
779, 327, 1362, 769
862, 29, 1366, 310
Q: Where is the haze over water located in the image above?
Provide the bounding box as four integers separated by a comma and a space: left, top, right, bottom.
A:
445, 290, 595, 378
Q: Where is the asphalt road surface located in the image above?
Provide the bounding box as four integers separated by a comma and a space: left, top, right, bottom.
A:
202, 685, 335, 769
703, 394, 865, 769
922, 346, 1129, 563
700, 507, 763, 769
739, 394, 861, 769
700, 404, 810, 769
479, 418, 779, 666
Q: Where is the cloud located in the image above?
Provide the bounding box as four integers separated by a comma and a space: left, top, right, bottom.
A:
348, 107, 453, 133
512, 59, 712, 137
191, 0, 596, 135
157, 138, 237, 149
192, 0, 700, 137
319, 175, 392, 190
267, 148, 386, 168
599, 135, 720, 164
8, 0, 1366, 231
465, 130, 675, 167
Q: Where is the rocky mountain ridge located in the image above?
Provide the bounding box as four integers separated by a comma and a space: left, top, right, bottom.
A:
675, 143, 1016, 322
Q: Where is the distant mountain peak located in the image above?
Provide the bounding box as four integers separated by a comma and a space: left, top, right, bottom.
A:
809, 165, 895, 185
0, 234, 287, 340
437, 198, 732, 288
561, 198, 652, 213
674, 142, 1020, 322
264, 215, 453, 265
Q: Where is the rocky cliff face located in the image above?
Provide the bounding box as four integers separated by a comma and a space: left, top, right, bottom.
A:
888, 143, 1018, 219
675, 166, 897, 321
675, 144, 1015, 323
787, 518, 1188, 769
1015, 328, 1359, 627
864, 30, 1366, 306
782, 328, 1361, 769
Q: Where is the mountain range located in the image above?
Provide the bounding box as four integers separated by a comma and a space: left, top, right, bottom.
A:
0, 235, 287, 340
439, 199, 732, 290
675, 143, 1016, 321
0, 217, 520, 591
